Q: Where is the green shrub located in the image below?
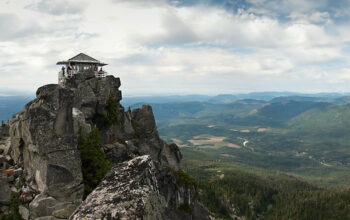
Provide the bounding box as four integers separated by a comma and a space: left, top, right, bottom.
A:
174, 170, 197, 189
178, 202, 192, 214
1, 192, 23, 220
93, 93, 121, 129
106, 93, 120, 126
78, 128, 112, 197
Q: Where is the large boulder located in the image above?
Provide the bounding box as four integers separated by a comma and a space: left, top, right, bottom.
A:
70, 155, 208, 220
129, 105, 182, 170
70, 155, 165, 219
131, 105, 158, 138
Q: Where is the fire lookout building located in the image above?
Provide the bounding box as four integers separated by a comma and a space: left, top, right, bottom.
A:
57, 53, 108, 84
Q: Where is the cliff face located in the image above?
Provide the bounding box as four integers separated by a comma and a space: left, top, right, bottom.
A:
1, 70, 207, 220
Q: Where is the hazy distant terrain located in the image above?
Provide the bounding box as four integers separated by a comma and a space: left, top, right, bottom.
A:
0, 96, 33, 122
0, 88, 34, 122
123, 93, 350, 187
122, 92, 350, 107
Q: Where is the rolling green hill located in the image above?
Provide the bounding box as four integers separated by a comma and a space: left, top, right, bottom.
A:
152, 98, 350, 189
255, 101, 331, 123
146, 100, 332, 127
289, 104, 350, 137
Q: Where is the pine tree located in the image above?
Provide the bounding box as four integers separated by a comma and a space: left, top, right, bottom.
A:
106, 93, 119, 125
77, 128, 111, 197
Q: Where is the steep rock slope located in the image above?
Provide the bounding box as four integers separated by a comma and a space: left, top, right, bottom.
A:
1, 70, 206, 219
71, 155, 208, 220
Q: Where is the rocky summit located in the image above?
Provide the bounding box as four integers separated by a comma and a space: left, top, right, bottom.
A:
0, 70, 208, 220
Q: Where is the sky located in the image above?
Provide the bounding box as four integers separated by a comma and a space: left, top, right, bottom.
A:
1, 0, 350, 96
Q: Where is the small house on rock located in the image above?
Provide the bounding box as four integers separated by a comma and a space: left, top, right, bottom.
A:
57, 53, 108, 84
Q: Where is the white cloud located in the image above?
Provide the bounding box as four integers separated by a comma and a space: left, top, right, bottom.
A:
289, 11, 331, 24
25, 0, 88, 15
0, 0, 350, 95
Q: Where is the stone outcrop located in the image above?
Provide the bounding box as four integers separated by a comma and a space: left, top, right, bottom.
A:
70, 155, 163, 219
0, 125, 11, 210
9, 84, 84, 219
0, 69, 207, 219
0, 178, 11, 205
70, 155, 208, 220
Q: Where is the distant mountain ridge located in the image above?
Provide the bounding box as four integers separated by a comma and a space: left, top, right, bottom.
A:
288, 104, 350, 136
0, 96, 34, 122
122, 92, 350, 106
252, 100, 331, 124
2, 91, 350, 123
0, 88, 34, 97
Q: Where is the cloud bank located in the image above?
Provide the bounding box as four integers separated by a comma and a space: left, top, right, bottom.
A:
1, 0, 350, 95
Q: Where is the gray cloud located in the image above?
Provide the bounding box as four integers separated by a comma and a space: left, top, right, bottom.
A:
0, 13, 43, 41
113, 0, 167, 7
25, 0, 87, 15
148, 11, 198, 44
0, 13, 19, 40
112, 54, 155, 65
1, 0, 350, 95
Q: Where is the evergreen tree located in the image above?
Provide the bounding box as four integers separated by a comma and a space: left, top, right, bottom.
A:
106, 93, 119, 125
77, 128, 111, 197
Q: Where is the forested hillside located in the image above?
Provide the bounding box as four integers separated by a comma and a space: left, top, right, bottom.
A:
182, 149, 350, 219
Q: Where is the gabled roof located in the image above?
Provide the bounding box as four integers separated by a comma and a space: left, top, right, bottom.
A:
56, 53, 107, 66
68, 53, 99, 63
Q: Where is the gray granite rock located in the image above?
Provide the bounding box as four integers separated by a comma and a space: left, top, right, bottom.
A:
70, 155, 165, 220
9, 84, 84, 218
70, 155, 208, 220
19, 205, 29, 220
0, 177, 11, 205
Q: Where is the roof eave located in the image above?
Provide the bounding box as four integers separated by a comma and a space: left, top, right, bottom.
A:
56, 61, 68, 65
56, 61, 108, 66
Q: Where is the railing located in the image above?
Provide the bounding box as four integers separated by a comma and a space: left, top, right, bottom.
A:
58, 69, 107, 84
58, 70, 65, 84
95, 71, 106, 78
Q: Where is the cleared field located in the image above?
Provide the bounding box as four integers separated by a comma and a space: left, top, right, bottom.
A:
189, 134, 241, 149
220, 153, 233, 157
257, 127, 269, 132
